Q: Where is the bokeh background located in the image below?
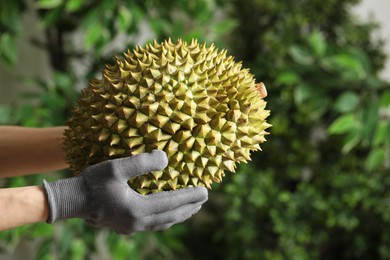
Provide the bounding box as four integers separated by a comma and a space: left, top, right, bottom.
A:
1, 0, 390, 259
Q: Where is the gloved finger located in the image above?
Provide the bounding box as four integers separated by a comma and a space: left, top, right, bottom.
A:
112, 204, 202, 235
145, 205, 201, 231
113, 227, 135, 236
146, 223, 174, 232
111, 150, 168, 180
142, 203, 203, 227
140, 186, 208, 215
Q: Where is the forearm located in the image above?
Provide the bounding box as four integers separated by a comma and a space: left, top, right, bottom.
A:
0, 186, 48, 230
0, 126, 68, 177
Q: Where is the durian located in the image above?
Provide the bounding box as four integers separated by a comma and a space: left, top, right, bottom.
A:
64, 39, 271, 194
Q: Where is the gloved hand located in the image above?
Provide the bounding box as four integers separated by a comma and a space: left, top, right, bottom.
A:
42, 150, 208, 235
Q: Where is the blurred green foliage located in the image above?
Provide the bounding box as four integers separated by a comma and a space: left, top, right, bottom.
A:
179, 0, 390, 259
1, 0, 390, 259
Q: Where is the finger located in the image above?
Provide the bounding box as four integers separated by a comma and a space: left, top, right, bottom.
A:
111, 150, 168, 180
143, 204, 203, 230
141, 186, 208, 215
147, 223, 174, 232
113, 202, 203, 235
113, 227, 135, 236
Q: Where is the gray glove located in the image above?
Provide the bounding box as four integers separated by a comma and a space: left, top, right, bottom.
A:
42, 150, 208, 235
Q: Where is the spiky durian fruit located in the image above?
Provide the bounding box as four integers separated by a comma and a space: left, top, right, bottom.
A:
64, 39, 271, 194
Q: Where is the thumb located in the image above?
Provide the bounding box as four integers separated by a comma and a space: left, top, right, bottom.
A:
111, 150, 168, 180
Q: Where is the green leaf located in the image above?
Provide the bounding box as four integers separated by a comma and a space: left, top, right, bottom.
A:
0, 106, 12, 124
65, 0, 84, 12
0, 33, 18, 65
348, 47, 372, 73
294, 84, 312, 105
276, 71, 300, 86
84, 24, 106, 48
333, 53, 360, 69
0, 2, 23, 35
373, 121, 390, 147
308, 30, 326, 57
118, 6, 133, 31
213, 19, 238, 35
333, 91, 360, 113
149, 17, 171, 36
42, 93, 66, 110
82, 9, 98, 27
322, 52, 366, 80
293, 83, 330, 121
289, 45, 314, 65
328, 114, 357, 134
41, 8, 62, 27
361, 102, 379, 147
171, 22, 185, 39
342, 129, 361, 154
30, 223, 53, 237
365, 148, 385, 171
70, 239, 87, 260
59, 228, 73, 257
54, 71, 72, 90
380, 91, 390, 107
8, 177, 26, 187
35, 239, 53, 260
183, 29, 204, 42
37, 0, 63, 9
16, 105, 35, 126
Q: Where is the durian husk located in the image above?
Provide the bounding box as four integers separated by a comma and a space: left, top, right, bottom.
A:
64, 39, 271, 194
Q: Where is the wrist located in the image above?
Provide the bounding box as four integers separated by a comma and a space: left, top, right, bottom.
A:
34, 186, 49, 223
0, 186, 48, 230
43, 176, 88, 223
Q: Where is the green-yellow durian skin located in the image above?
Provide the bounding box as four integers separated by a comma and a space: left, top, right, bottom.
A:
64, 39, 271, 194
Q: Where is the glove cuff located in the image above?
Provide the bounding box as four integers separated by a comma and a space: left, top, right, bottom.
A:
43, 177, 88, 223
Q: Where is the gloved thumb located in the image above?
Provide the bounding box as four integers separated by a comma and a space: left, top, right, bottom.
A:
112, 150, 168, 180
